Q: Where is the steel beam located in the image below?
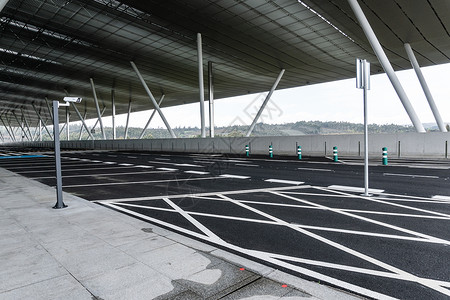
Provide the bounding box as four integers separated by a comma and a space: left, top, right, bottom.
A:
5, 115, 16, 141
139, 94, 165, 139
90, 78, 106, 139
32, 103, 53, 138
208, 61, 215, 138
197, 33, 206, 138
111, 87, 116, 140
125, 95, 132, 139
44, 97, 53, 123
0, 115, 14, 141
130, 61, 176, 138
347, 0, 425, 133
66, 106, 70, 140
12, 111, 29, 141
71, 103, 94, 140
246, 69, 285, 137
21, 108, 33, 140
404, 43, 447, 132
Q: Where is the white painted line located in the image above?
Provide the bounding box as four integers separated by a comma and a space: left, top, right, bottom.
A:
103, 162, 116, 165
154, 158, 170, 161
175, 163, 203, 167
136, 165, 153, 168
33, 170, 171, 179
185, 170, 209, 175
432, 195, 450, 201
408, 165, 450, 170
94, 185, 308, 203
91, 160, 102, 163
127, 156, 138, 159
156, 167, 178, 171
328, 185, 384, 194
64, 176, 221, 188
297, 167, 333, 172
219, 174, 250, 179
235, 163, 259, 167
119, 163, 133, 166
107, 155, 117, 157
383, 173, 439, 179
265, 179, 304, 185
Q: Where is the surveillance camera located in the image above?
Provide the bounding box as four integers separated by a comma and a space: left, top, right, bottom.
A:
63, 97, 82, 103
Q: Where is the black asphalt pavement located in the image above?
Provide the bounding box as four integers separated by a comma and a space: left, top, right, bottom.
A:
1, 149, 449, 299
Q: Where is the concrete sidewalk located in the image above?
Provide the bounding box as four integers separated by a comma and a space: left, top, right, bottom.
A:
0, 167, 362, 300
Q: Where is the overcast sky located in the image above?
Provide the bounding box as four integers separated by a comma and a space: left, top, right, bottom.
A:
101, 62, 450, 129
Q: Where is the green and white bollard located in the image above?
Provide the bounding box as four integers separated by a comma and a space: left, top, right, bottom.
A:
382, 147, 388, 165
297, 145, 302, 160
333, 146, 338, 162
269, 145, 273, 158
245, 145, 249, 157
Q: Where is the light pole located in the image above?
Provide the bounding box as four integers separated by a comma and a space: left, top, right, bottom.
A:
52, 97, 82, 209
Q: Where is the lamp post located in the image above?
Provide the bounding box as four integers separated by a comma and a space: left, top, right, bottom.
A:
52, 97, 82, 209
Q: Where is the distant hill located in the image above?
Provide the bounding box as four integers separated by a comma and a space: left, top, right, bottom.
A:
6, 121, 446, 142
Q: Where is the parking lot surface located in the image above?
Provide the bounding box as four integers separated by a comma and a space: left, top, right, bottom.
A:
1, 150, 449, 299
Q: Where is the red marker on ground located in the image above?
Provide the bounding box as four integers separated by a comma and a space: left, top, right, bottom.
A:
239, 268, 245, 271
281, 284, 288, 288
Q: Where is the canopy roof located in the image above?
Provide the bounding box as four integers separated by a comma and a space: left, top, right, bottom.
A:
0, 0, 449, 125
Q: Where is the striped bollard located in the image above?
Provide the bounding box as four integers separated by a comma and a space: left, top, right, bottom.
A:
297, 145, 302, 160
269, 145, 273, 158
245, 145, 249, 157
333, 146, 338, 162
382, 147, 388, 165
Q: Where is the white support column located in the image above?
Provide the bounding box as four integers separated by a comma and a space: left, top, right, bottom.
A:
125, 96, 132, 139
404, 43, 447, 132
66, 106, 70, 140
130, 61, 177, 138
0, 0, 10, 13
347, 0, 425, 133
197, 33, 206, 138
246, 69, 285, 137
139, 94, 165, 139
92, 106, 106, 131
208, 61, 215, 138
71, 103, 94, 140
111, 87, 116, 140
90, 78, 106, 139
39, 119, 42, 141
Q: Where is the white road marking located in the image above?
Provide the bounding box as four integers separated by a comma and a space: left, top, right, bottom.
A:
127, 156, 138, 159
93, 185, 307, 203
136, 165, 153, 168
64, 176, 222, 188
432, 195, 450, 201
307, 188, 450, 245
33, 170, 170, 179
383, 173, 439, 179
184, 170, 209, 175
328, 185, 384, 194
297, 167, 333, 172
265, 179, 304, 185
156, 167, 178, 171
219, 174, 250, 179
91, 160, 102, 163
103, 162, 116, 164
175, 163, 203, 167
219, 193, 450, 296
163, 198, 222, 242
119, 163, 133, 166
107, 155, 117, 157
18, 166, 138, 174
235, 163, 259, 167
